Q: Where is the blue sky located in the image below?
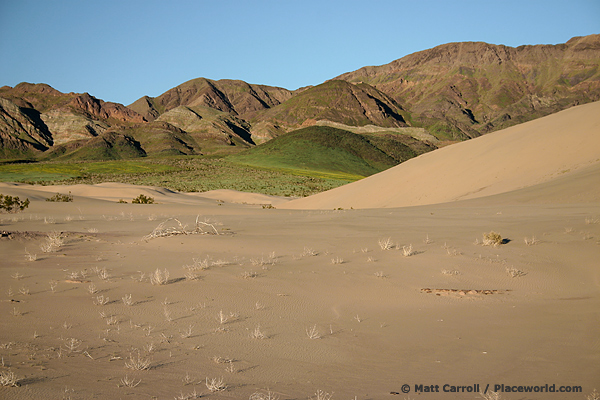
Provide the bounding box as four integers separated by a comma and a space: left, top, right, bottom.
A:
1, 0, 598, 106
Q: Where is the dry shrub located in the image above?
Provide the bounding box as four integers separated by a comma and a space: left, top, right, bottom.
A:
0, 369, 18, 386
482, 231, 503, 247
150, 268, 170, 285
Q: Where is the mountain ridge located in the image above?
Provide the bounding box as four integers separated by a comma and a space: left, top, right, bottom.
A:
1, 34, 599, 169
334, 34, 600, 138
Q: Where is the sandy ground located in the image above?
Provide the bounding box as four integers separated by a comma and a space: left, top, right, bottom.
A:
0, 104, 599, 400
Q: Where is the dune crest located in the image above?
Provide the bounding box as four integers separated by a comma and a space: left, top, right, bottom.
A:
281, 101, 600, 210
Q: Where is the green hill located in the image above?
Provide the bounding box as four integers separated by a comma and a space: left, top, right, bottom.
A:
228, 125, 427, 180
41, 132, 146, 161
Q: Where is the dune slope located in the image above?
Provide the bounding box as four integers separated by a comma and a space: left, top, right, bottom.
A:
281, 101, 600, 210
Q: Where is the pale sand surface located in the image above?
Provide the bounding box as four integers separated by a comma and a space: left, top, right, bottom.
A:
0, 181, 598, 399
0, 103, 599, 399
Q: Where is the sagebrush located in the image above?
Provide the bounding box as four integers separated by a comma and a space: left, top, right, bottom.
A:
132, 194, 154, 204
46, 192, 73, 202
0, 194, 30, 213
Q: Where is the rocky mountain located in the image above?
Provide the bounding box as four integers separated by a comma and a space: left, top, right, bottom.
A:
250, 80, 409, 137
0, 82, 260, 159
0, 83, 148, 155
1, 34, 599, 162
128, 78, 294, 122
0, 97, 52, 158
334, 34, 600, 139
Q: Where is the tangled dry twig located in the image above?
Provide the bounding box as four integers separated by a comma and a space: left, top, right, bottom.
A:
143, 216, 219, 241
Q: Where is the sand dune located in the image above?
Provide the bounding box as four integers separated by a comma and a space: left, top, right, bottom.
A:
191, 189, 291, 206
281, 101, 600, 210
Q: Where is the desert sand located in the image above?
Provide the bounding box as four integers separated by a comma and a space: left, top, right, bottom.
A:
0, 102, 599, 400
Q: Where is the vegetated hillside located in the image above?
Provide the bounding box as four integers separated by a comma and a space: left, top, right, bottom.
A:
335, 34, 600, 139
41, 132, 147, 161
228, 125, 435, 179
127, 78, 294, 121
249, 80, 410, 139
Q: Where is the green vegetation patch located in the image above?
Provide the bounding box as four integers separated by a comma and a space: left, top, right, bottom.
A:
0, 194, 30, 213
228, 126, 400, 179
0, 156, 352, 198
0, 160, 177, 182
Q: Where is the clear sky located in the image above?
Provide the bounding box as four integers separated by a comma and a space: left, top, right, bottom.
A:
1, 0, 598, 106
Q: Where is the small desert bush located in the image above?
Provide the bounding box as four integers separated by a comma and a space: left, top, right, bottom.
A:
0, 194, 30, 213
118, 375, 141, 388
46, 192, 73, 202
150, 268, 169, 285
250, 390, 280, 400
0, 369, 19, 387
249, 325, 266, 339
40, 231, 64, 253
132, 194, 154, 204
205, 376, 226, 392
125, 351, 151, 371
311, 390, 333, 400
402, 244, 415, 257
482, 231, 503, 247
378, 237, 394, 250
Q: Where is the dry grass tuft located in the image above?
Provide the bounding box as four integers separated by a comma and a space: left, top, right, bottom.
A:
205, 376, 226, 392
118, 375, 141, 388
306, 325, 321, 339
250, 389, 280, 400
402, 244, 415, 257
378, 237, 394, 250
24, 249, 37, 261
331, 256, 344, 265
302, 247, 319, 257
0, 369, 18, 387
40, 231, 64, 253
150, 268, 170, 285
125, 351, 151, 371
311, 389, 333, 400
249, 325, 266, 339
482, 231, 503, 247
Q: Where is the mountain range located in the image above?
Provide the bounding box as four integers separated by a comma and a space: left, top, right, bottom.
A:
1, 34, 599, 167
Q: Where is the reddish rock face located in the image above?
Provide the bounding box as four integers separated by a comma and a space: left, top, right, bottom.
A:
68, 93, 146, 123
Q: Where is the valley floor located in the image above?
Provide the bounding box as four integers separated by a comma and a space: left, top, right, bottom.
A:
0, 183, 598, 399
